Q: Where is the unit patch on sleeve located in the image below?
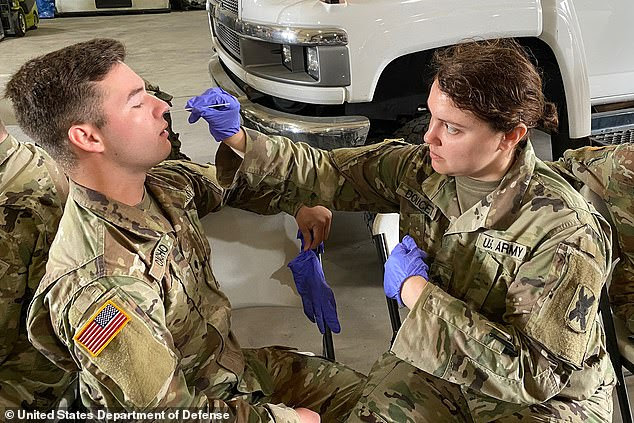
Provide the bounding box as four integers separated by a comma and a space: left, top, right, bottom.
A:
74, 300, 130, 357
476, 233, 529, 261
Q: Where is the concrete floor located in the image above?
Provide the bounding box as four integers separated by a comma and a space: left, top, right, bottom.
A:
0, 11, 632, 421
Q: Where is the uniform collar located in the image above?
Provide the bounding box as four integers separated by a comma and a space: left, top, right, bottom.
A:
423, 140, 536, 234
69, 178, 174, 240
144, 169, 196, 215
0, 134, 19, 168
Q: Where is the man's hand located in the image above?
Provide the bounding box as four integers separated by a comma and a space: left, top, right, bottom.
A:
295, 408, 320, 423
295, 206, 332, 251
186, 87, 240, 142
287, 232, 340, 334
384, 235, 429, 308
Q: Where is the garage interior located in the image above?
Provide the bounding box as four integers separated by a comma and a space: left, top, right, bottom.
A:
0, 10, 632, 422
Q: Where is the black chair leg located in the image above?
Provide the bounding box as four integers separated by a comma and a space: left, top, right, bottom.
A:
615, 373, 633, 423
315, 251, 336, 361
373, 233, 402, 345
322, 328, 335, 361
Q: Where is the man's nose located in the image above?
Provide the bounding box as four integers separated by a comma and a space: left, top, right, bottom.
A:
156, 99, 170, 118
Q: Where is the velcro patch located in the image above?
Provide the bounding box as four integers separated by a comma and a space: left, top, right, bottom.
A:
566, 284, 597, 333
74, 300, 130, 357
396, 186, 437, 219
149, 234, 173, 281
476, 234, 529, 261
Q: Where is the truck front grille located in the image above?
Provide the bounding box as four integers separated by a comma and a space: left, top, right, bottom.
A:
215, 21, 241, 62
220, 0, 238, 14
591, 126, 634, 145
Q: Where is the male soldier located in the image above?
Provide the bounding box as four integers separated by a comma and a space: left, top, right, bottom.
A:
8, 39, 363, 422
0, 80, 192, 414
190, 39, 615, 422
0, 117, 75, 412
549, 144, 634, 334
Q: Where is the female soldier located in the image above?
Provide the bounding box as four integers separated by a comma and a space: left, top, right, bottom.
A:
189, 39, 615, 422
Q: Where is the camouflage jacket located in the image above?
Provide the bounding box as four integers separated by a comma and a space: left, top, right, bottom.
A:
27, 160, 300, 422
549, 144, 634, 333
0, 134, 74, 409
216, 129, 614, 419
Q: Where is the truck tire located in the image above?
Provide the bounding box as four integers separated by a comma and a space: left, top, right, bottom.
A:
15, 10, 26, 36
391, 113, 430, 144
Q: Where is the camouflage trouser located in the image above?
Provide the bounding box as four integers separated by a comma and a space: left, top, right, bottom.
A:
243, 347, 366, 422
344, 352, 613, 423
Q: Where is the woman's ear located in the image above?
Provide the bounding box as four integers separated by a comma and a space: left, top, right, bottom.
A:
68, 123, 105, 153
500, 123, 528, 151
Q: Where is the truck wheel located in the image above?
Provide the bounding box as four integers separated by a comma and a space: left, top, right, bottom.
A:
15, 10, 27, 36
391, 113, 430, 144
31, 12, 39, 29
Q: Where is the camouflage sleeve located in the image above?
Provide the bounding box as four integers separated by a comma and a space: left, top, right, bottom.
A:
596, 145, 634, 333
153, 160, 226, 217
215, 128, 422, 215
546, 157, 584, 191
392, 220, 610, 405
0, 207, 42, 363
612, 240, 634, 333
153, 160, 301, 219
51, 276, 298, 422
550, 145, 634, 332
553, 146, 614, 197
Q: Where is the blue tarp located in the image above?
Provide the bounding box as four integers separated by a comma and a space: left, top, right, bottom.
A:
36, 0, 55, 18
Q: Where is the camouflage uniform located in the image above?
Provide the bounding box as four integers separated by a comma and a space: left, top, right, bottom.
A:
549, 144, 634, 334
0, 81, 187, 416
214, 129, 616, 422
27, 160, 363, 422
0, 134, 76, 412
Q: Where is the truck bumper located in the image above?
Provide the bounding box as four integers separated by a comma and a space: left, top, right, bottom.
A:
208, 54, 370, 150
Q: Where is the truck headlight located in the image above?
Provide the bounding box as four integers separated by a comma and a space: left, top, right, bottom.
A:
305, 46, 319, 80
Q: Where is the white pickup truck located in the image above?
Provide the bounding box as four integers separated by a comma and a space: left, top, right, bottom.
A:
205, 0, 634, 158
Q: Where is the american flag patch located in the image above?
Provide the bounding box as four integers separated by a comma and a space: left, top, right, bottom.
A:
74, 300, 130, 357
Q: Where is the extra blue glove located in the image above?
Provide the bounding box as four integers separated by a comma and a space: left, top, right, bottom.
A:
287, 231, 340, 334
384, 235, 429, 307
186, 87, 241, 141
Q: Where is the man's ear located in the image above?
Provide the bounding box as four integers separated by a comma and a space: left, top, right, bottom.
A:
68, 124, 105, 153
500, 123, 528, 151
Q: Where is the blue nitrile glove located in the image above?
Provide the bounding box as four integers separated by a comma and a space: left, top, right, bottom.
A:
384, 235, 429, 307
186, 87, 241, 141
287, 232, 340, 334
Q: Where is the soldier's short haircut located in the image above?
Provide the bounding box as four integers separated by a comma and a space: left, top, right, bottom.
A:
432, 38, 558, 136
5, 38, 126, 170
